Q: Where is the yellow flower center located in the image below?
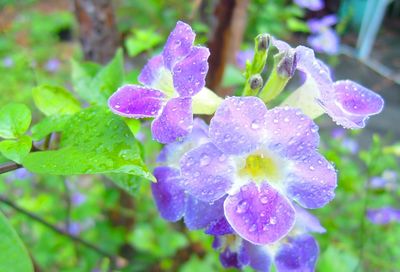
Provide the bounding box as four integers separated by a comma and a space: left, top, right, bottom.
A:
239, 153, 280, 181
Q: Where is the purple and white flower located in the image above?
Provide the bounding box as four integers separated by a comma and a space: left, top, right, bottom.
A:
108, 21, 210, 143
180, 96, 337, 245
308, 28, 340, 55
367, 207, 400, 225
274, 40, 384, 129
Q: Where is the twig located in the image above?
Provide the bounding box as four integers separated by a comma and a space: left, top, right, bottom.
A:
0, 162, 22, 174
0, 195, 114, 261
63, 179, 72, 230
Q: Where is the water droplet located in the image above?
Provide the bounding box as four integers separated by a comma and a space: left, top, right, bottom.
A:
260, 195, 268, 204
251, 120, 260, 129
200, 154, 211, 166
309, 166, 315, 171
270, 217, 277, 225
236, 200, 249, 214
115, 104, 120, 109
249, 224, 257, 232
273, 119, 278, 124
194, 171, 200, 177
284, 117, 289, 122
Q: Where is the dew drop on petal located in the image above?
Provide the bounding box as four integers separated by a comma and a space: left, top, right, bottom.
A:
249, 224, 257, 232
236, 200, 249, 214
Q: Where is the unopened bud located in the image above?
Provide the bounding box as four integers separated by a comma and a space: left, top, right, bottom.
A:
256, 34, 271, 52
276, 49, 297, 78
249, 74, 263, 90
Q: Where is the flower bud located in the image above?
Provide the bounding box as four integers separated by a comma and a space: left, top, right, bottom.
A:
249, 74, 263, 90
256, 34, 271, 52
277, 49, 297, 78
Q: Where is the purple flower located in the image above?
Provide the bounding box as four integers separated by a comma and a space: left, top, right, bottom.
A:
369, 170, 397, 190
274, 40, 384, 128
180, 97, 337, 245
2, 56, 14, 68
214, 206, 324, 271
108, 21, 210, 143
308, 28, 340, 55
71, 192, 87, 206
308, 15, 338, 33
236, 49, 254, 70
367, 207, 400, 225
342, 138, 359, 154
45, 58, 61, 72
330, 127, 346, 139
66, 222, 81, 235
293, 0, 324, 11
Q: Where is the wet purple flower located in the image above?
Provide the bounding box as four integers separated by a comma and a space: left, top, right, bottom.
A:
2, 56, 14, 68
274, 40, 384, 128
108, 21, 210, 143
45, 58, 61, 72
180, 97, 337, 245
367, 207, 400, 225
236, 49, 254, 70
342, 138, 359, 154
308, 28, 340, 55
214, 206, 324, 271
294, 0, 324, 11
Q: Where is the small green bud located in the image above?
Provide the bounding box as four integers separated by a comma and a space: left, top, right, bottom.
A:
249, 74, 263, 90
256, 34, 271, 52
276, 49, 297, 78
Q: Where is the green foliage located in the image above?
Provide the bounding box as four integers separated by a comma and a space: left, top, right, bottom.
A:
0, 103, 31, 139
0, 211, 33, 272
32, 85, 81, 116
125, 29, 163, 57
0, 135, 32, 164
23, 107, 154, 183
71, 50, 124, 105
318, 246, 358, 271
30, 115, 71, 141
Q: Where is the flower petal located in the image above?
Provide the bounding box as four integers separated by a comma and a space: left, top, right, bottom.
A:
209, 97, 268, 155
138, 54, 165, 86
275, 234, 319, 272
294, 205, 326, 233
173, 46, 210, 96
108, 85, 166, 118
205, 217, 234, 235
366, 207, 400, 225
151, 166, 186, 221
241, 240, 272, 272
184, 196, 225, 230
162, 21, 195, 70
224, 182, 296, 245
151, 97, 193, 143
264, 107, 320, 159
220, 248, 241, 269
180, 142, 235, 202
285, 151, 337, 209
321, 80, 384, 128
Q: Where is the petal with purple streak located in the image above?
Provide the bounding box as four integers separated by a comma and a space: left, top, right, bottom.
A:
224, 182, 296, 245
220, 248, 241, 269
162, 21, 195, 70
172, 46, 210, 96
241, 240, 272, 271
184, 196, 226, 230
275, 234, 319, 272
108, 85, 166, 118
151, 97, 193, 143
209, 96, 269, 155
285, 151, 337, 209
138, 54, 165, 86
180, 142, 234, 202
151, 167, 186, 222
321, 80, 384, 128
264, 107, 320, 159
205, 217, 234, 235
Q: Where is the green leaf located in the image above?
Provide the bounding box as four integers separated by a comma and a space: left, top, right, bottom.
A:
0, 211, 34, 272
31, 115, 71, 141
0, 153, 9, 164
287, 18, 310, 33
22, 107, 154, 182
106, 173, 142, 195
0, 135, 32, 164
71, 49, 124, 105
318, 246, 358, 272
32, 85, 81, 116
0, 103, 31, 139
123, 118, 141, 135
125, 29, 162, 57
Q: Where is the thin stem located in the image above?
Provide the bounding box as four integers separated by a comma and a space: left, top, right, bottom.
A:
0, 162, 22, 174
63, 179, 72, 231
0, 195, 114, 261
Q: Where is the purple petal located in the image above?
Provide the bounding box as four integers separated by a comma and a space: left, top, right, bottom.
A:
308, 28, 340, 55
285, 151, 337, 209
241, 240, 272, 271
108, 85, 166, 118
157, 118, 209, 164
264, 107, 320, 159
224, 182, 296, 245
220, 248, 241, 269
151, 166, 186, 221
294, 205, 326, 233
151, 97, 193, 143
366, 207, 400, 225
138, 55, 165, 86
209, 97, 268, 155
205, 217, 234, 235
180, 142, 234, 202
236, 49, 254, 70
162, 21, 195, 70
308, 15, 338, 33
172, 46, 210, 96
275, 234, 319, 272
294, 0, 324, 11
321, 80, 384, 128
184, 196, 225, 230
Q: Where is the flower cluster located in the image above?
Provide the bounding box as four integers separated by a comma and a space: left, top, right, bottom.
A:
108, 21, 384, 271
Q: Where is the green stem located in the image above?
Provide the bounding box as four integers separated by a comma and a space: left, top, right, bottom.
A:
258, 69, 289, 103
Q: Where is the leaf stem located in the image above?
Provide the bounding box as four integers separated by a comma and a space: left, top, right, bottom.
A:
0, 162, 22, 174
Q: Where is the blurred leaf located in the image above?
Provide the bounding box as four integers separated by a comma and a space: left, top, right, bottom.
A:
31, 115, 71, 141
0, 153, 8, 163
287, 18, 310, 33
0, 135, 32, 164
106, 173, 142, 196
222, 65, 246, 87
125, 29, 162, 57
0, 103, 31, 139
318, 246, 358, 271
22, 107, 154, 182
32, 85, 81, 116
0, 211, 34, 272
71, 50, 124, 105
123, 118, 141, 135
